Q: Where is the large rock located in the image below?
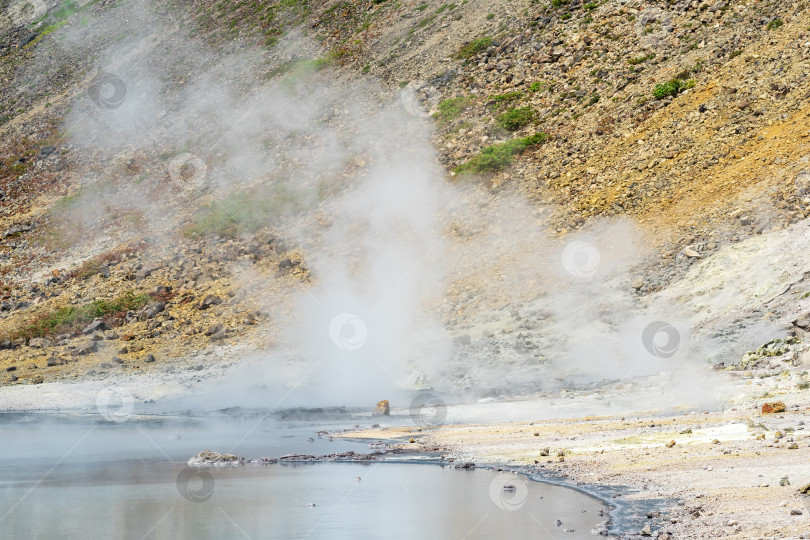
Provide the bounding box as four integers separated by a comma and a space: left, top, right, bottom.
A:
762, 401, 786, 414
28, 337, 52, 348
139, 301, 166, 320
373, 400, 390, 416
188, 450, 245, 467
46, 356, 65, 367
82, 320, 107, 335
73, 341, 97, 356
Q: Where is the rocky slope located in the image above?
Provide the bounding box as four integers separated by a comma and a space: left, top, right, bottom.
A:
0, 0, 809, 398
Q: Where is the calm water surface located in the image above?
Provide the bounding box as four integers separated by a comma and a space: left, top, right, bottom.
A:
0, 412, 608, 539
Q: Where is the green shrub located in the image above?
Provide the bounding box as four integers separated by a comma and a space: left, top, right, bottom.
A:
495, 107, 536, 131
455, 133, 548, 175
529, 81, 545, 92
456, 36, 493, 59
551, 0, 566, 7
766, 18, 783, 31
433, 96, 473, 124
652, 77, 695, 99
489, 91, 523, 106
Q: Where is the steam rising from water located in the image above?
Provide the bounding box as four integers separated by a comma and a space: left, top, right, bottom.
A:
30, 0, 742, 413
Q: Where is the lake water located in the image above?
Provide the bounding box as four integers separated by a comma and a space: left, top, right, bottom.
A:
0, 412, 609, 539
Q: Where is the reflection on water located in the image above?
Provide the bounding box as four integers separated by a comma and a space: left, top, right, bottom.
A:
0, 413, 608, 539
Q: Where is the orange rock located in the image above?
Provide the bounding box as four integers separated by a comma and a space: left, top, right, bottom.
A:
666, 440, 676, 448
373, 400, 389, 416
761, 401, 786, 414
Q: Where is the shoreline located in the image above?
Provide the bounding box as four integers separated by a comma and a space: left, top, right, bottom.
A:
338, 404, 810, 539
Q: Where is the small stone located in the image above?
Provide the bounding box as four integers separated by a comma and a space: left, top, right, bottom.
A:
640, 524, 652, 536
787, 442, 799, 449
791, 509, 803, 515
666, 440, 676, 448
144, 354, 156, 363
631, 278, 644, 290
683, 248, 701, 258
31, 376, 43, 384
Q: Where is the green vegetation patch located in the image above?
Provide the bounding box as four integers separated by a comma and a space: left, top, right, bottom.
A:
489, 91, 523, 107
456, 36, 493, 59
495, 106, 536, 131
455, 133, 548, 175
652, 77, 695, 99
433, 96, 473, 124
12, 291, 150, 340
184, 186, 297, 238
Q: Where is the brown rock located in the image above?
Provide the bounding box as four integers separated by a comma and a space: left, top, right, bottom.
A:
666, 440, 676, 448
761, 401, 786, 414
